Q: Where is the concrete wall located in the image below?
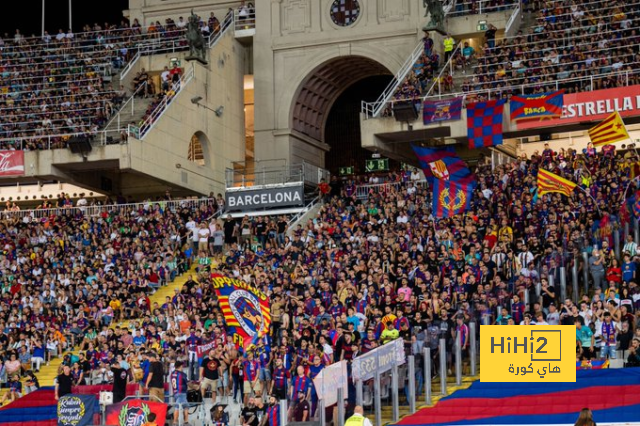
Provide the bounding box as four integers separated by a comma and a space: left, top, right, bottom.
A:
127, 0, 243, 26
445, 9, 514, 38
254, 0, 429, 168
132, 29, 246, 195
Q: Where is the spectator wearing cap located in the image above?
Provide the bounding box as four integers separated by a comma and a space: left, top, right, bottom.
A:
291, 390, 310, 422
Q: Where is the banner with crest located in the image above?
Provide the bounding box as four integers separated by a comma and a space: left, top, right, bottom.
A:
105, 399, 167, 426
58, 394, 97, 426
211, 273, 271, 352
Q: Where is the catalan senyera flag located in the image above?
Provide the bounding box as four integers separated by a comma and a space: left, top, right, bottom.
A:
537, 168, 577, 197
588, 111, 630, 147
210, 273, 271, 352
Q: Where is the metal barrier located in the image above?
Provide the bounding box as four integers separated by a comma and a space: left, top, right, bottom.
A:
0, 197, 215, 220
355, 179, 429, 200
234, 8, 256, 32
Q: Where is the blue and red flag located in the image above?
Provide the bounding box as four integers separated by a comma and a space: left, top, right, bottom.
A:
210, 273, 271, 352
395, 368, 640, 426
510, 90, 564, 121
431, 178, 475, 218
423, 97, 463, 124
411, 145, 473, 183
467, 99, 507, 149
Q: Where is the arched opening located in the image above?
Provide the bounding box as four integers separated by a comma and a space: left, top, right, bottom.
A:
188, 133, 205, 166
291, 56, 393, 170
324, 75, 393, 174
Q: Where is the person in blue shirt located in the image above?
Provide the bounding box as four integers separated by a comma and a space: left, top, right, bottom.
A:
265, 394, 280, 426
170, 360, 189, 426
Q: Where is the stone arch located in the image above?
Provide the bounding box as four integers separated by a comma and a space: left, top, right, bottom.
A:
286, 51, 399, 143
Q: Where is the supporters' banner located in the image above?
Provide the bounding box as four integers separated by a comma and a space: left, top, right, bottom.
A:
352, 338, 405, 381
588, 111, 630, 147
432, 178, 475, 218
105, 400, 167, 426
210, 273, 271, 352
467, 99, 506, 149
423, 97, 462, 124
0, 151, 25, 176
517, 85, 640, 130
58, 394, 97, 426
411, 145, 473, 183
510, 90, 564, 121
312, 360, 348, 406
577, 359, 609, 370
537, 168, 577, 197
196, 340, 217, 358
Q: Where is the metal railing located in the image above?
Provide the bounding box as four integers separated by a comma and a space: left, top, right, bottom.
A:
102, 81, 148, 131
425, 42, 462, 97
137, 66, 195, 139
355, 179, 429, 200
0, 197, 215, 220
446, 0, 518, 17
225, 160, 329, 188
505, 0, 521, 35
364, 40, 425, 118
234, 8, 256, 33
0, 128, 129, 150
286, 195, 321, 233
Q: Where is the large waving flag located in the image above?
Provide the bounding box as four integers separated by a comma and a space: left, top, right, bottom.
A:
211, 273, 271, 352
537, 168, 576, 197
588, 111, 629, 147
467, 99, 507, 149
510, 91, 564, 121
411, 145, 473, 183
432, 178, 475, 218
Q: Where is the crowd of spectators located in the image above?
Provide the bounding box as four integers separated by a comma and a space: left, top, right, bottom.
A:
0, 9, 233, 151
384, 0, 640, 111
37, 143, 640, 425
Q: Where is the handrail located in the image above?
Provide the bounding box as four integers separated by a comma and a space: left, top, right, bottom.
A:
286, 195, 320, 233
505, 1, 521, 35
0, 128, 128, 149
103, 81, 148, 131
369, 40, 425, 118
424, 42, 462, 99
234, 8, 256, 33
1, 197, 215, 220
210, 12, 234, 48
119, 51, 141, 80
138, 67, 195, 139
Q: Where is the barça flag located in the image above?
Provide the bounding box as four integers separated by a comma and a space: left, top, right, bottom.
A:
510, 90, 564, 121
432, 178, 475, 218
588, 111, 630, 147
411, 145, 473, 183
467, 98, 507, 149
423, 97, 463, 124
105, 400, 167, 426
537, 168, 577, 197
211, 273, 271, 352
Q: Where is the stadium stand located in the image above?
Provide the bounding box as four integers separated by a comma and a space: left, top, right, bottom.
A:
0, 10, 229, 150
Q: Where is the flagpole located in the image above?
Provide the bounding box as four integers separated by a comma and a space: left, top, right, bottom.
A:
576, 185, 602, 216
621, 176, 639, 207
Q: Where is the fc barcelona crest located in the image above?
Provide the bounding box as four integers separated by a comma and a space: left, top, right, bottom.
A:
428, 160, 450, 180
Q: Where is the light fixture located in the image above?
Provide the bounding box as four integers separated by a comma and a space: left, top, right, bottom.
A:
191, 96, 223, 117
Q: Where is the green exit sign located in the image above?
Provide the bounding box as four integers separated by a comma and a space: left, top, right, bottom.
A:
339, 166, 354, 176
365, 158, 389, 173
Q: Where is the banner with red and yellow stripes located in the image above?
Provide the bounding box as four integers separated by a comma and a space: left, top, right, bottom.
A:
537, 168, 577, 197
211, 273, 271, 352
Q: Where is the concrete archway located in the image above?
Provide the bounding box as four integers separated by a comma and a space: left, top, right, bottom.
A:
290, 55, 393, 143
190, 131, 211, 167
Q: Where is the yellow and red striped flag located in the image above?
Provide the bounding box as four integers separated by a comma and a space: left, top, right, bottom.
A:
588, 111, 630, 147
537, 168, 577, 197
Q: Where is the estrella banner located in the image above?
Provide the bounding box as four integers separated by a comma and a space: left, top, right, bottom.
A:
105, 400, 167, 426
58, 394, 97, 426
510, 91, 564, 121
423, 97, 462, 124
210, 273, 271, 352
411, 145, 473, 183
432, 178, 475, 218
467, 98, 507, 149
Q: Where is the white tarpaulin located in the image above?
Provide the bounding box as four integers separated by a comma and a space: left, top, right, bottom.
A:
312, 360, 348, 406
